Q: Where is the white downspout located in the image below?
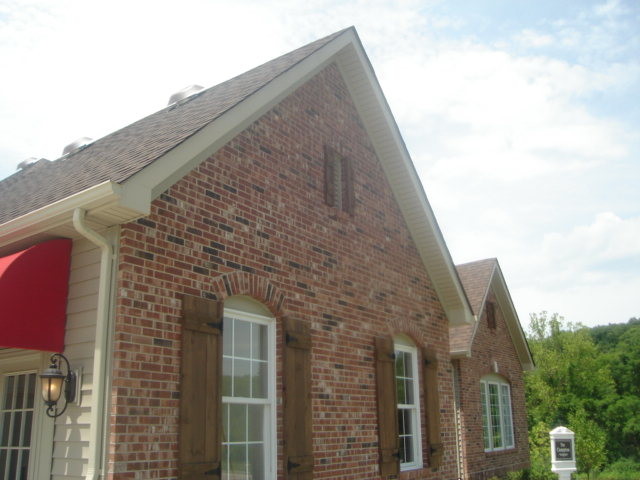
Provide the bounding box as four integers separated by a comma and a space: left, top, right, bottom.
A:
73, 208, 115, 480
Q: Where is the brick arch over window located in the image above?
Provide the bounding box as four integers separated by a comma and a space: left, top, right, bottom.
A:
207, 272, 286, 315
386, 317, 427, 347
479, 365, 515, 385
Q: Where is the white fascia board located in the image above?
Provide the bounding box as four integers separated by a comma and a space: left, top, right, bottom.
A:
0, 181, 150, 248
125, 32, 355, 200
491, 270, 535, 371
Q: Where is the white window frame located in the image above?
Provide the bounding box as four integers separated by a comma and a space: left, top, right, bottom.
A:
221, 306, 276, 480
394, 336, 423, 471
480, 375, 515, 452
0, 349, 54, 480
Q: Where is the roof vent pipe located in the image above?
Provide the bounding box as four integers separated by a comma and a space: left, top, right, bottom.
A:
63, 137, 93, 156
168, 84, 204, 106
17, 157, 39, 170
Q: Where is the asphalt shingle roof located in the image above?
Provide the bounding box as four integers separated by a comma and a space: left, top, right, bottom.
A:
0, 29, 348, 225
450, 258, 497, 353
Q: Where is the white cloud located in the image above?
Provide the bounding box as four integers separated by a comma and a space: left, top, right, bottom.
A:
516, 29, 555, 48
384, 44, 629, 189
543, 212, 640, 269
514, 277, 640, 327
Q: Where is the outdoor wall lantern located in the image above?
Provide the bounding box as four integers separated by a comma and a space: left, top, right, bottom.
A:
39, 353, 77, 418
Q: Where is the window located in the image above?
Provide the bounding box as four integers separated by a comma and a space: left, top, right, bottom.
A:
394, 336, 423, 470
324, 147, 354, 214
0, 350, 53, 480
221, 301, 275, 480
1, 372, 36, 479
480, 375, 514, 452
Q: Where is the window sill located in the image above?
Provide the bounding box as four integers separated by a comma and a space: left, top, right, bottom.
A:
399, 466, 431, 480
484, 446, 517, 455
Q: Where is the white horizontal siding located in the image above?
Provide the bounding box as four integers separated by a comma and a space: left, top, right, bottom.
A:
53, 237, 101, 479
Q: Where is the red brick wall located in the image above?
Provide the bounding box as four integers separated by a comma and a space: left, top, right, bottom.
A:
109, 63, 459, 479
456, 291, 531, 479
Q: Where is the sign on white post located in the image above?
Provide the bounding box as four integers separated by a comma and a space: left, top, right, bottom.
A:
550, 426, 576, 480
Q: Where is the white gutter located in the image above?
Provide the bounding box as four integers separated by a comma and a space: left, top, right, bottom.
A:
73, 208, 115, 480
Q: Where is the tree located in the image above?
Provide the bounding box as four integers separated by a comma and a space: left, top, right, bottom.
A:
525, 312, 615, 477
569, 408, 607, 478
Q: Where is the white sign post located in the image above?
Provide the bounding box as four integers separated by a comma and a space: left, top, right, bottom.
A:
550, 426, 577, 480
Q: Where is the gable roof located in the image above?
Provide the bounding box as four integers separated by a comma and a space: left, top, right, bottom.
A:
0, 27, 474, 326
450, 258, 534, 370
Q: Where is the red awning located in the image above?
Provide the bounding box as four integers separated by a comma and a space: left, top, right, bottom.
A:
0, 238, 72, 352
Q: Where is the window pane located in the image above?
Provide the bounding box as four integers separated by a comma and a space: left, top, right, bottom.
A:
222, 357, 232, 397
11, 412, 22, 446
25, 375, 35, 409
22, 412, 32, 447
228, 444, 247, 478
1, 412, 10, 446
501, 384, 514, 447
396, 375, 406, 405
15, 376, 26, 410
397, 409, 406, 435
222, 404, 229, 442
395, 352, 406, 378
403, 352, 413, 378
252, 324, 267, 361
223, 317, 232, 356
248, 444, 265, 480
8, 449, 18, 480
3, 376, 15, 410
404, 379, 414, 404
234, 320, 251, 358
18, 450, 29, 480
403, 435, 414, 463
247, 405, 264, 442
229, 404, 247, 442
233, 359, 251, 398
251, 362, 268, 399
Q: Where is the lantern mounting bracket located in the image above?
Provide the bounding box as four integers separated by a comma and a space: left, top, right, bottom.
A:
39, 353, 77, 418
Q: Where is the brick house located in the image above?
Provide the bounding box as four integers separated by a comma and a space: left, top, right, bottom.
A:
451, 259, 534, 480
0, 28, 531, 480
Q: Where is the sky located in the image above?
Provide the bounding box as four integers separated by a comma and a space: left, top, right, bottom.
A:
0, 0, 638, 328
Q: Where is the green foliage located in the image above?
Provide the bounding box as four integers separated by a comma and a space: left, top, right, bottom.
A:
526, 312, 615, 427
487, 471, 531, 480
525, 313, 640, 478
527, 421, 556, 480
576, 459, 640, 480
569, 408, 607, 476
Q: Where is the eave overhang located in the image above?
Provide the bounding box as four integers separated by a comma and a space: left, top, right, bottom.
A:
0, 180, 149, 252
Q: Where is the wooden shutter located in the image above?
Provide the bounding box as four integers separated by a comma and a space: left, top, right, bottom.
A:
179, 295, 223, 479
342, 156, 355, 215
324, 148, 337, 208
284, 317, 313, 479
422, 349, 443, 469
375, 336, 400, 477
